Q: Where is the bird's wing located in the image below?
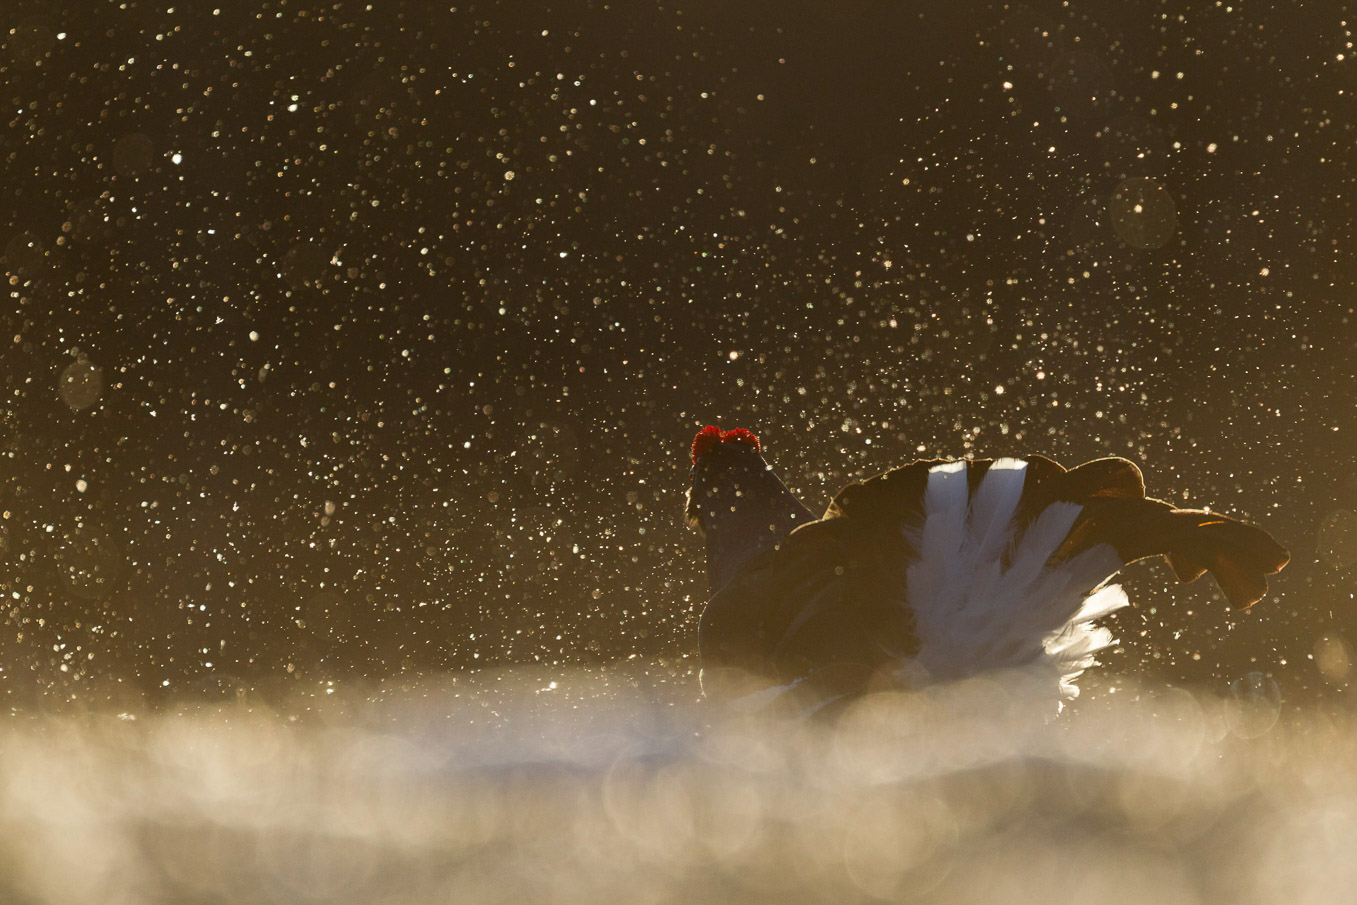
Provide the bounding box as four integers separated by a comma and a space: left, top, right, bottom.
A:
697, 511, 919, 701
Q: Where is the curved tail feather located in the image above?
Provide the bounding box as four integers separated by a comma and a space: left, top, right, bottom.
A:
1053, 498, 1290, 609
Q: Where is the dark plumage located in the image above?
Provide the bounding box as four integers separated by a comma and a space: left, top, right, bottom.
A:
685, 426, 1290, 706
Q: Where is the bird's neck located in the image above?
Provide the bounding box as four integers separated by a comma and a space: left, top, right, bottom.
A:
706, 473, 816, 592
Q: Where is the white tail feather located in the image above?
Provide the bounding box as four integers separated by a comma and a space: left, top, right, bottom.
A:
1070, 581, 1130, 626
903, 460, 969, 624
964, 458, 1027, 568
907, 460, 1130, 698
1047, 585, 1128, 698
1001, 500, 1084, 594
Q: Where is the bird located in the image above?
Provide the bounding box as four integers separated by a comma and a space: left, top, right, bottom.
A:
684, 424, 1290, 709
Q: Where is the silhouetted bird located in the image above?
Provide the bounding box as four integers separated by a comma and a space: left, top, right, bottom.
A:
685, 425, 1289, 707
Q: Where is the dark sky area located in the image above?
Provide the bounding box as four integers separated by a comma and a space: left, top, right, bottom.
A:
0, 0, 1353, 709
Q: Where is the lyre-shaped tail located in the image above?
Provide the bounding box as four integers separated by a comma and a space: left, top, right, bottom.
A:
825, 454, 1289, 694
1029, 456, 1291, 609
697, 452, 1289, 703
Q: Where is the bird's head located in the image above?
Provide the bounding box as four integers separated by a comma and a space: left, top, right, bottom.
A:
685, 425, 763, 533
686, 423, 779, 536
684, 424, 816, 590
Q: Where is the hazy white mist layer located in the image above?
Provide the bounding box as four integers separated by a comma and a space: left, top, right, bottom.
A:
1, 664, 1350, 903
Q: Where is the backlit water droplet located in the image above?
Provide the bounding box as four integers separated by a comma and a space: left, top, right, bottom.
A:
1109, 176, 1177, 249
1318, 510, 1357, 571
59, 357, 103, 411
1225, 672, 1281, 739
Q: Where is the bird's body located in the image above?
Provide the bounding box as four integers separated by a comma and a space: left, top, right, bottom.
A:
685, 425, 1290, 707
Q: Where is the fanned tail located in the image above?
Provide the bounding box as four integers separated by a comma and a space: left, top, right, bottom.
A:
698, 452, 1290, 704
906, 465, 1124, 694
827, 454, 1290, 699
